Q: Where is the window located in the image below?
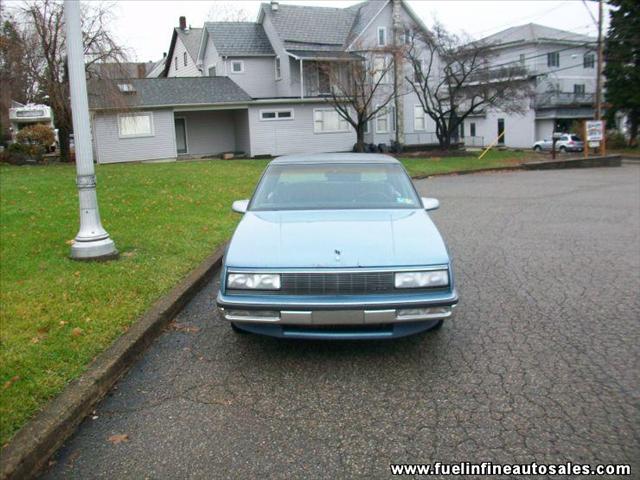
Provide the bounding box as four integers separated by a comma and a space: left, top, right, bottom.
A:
470, 122, 476, 137
231, 60, 244, 73
459, 122, 464, 138
547, 52, 559, 67
117, 83, 135, 93
377, 27, 387, 46
275, 56, 281, 80
118, 112, 153, 138
314, 109, 350, 133
318, 62, 331, 94
497, 118, 505, 144
373, 56, 387, 83
583, 53, 595, 68
174, 56, 178, 70
208, 66, 217, 76
574, 84, 586, 96
519, 53, 525, 65
414, 105, 425, 131
183, 52, 187, 67
363, 120, 370, 134
389, 106, 396, 132
403, 28, 412, 45
260, 109, 294, 121
376, 107, 389, 133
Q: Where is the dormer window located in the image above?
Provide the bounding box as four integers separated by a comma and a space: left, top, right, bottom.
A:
377, 27, 387, 47
117, 83, 136, 94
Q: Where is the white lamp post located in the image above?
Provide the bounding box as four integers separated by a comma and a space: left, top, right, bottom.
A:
64, 0, 117, 260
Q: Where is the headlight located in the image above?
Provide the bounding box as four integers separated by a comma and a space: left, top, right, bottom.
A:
227, 273, 281, 290
394, 270, 449, 288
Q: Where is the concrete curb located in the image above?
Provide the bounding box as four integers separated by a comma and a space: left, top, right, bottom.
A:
0, 243, 227, 480
411, 155, 622, 179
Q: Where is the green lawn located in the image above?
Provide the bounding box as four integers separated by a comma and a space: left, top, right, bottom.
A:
0, 150, 526, 444
400, 150, 528, 177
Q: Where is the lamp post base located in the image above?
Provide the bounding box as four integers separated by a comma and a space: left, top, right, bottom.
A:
70, 237, 118, 261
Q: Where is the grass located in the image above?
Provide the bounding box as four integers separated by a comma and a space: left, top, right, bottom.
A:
0, 150, 526, 444
400, 149, 528, 177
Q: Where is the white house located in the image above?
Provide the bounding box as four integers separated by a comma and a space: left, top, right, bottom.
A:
463, 23, 598, 148
88, 0, 440, 163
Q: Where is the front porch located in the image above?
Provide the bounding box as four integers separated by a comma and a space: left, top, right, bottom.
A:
173, 108, 250, 158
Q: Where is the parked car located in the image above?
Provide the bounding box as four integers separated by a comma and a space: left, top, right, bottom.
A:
216, 154, 458, 340
533, 134, 584, 152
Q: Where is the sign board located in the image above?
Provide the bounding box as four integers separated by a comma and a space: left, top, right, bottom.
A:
552, 132, 563, 140
588, 141, 600, 148
586, 120, 604, 142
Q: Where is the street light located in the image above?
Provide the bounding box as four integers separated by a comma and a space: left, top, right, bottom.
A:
64, 0, 117, 260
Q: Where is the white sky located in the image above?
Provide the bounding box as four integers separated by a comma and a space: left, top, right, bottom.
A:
5, 0, 611, 62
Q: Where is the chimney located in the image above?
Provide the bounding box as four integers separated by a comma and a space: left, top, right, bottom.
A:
137, 63, 146, 78
270, 1, 279, 12
179, 16, 186, 30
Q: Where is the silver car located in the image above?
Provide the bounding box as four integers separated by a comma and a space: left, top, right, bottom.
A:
533, 134, 584, 153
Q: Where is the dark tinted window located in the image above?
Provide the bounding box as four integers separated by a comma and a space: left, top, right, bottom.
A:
250, 163, 421, 211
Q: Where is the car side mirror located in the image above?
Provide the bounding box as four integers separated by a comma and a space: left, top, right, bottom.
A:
421, 197, 439, 211
232, 199, 249, 214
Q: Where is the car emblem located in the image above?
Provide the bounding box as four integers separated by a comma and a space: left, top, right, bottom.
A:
334, 249, 341, 262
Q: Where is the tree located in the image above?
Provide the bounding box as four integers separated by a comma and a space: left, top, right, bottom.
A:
320, 48, 397, 152
18, 0, 127, 161
604, 0, 640, 146
405, 23, 532, 149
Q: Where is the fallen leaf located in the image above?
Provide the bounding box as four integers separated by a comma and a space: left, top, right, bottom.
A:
59, 321, 68, 326
3, 376, 20, 389
74, 271, 81, 277
65, 239, 75, 245
107, 433, 128, 444
30, 337, 41, 344
169, 322, 200, 334
71, 327, 83, 337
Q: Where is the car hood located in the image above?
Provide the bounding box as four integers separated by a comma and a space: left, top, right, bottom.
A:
225, 209, 450, 268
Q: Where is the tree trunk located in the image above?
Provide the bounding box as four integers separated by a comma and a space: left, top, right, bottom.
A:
58, 124, 71, 162
355, 123, 366, 152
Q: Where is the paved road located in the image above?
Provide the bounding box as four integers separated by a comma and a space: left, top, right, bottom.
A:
45, 166, 640, 479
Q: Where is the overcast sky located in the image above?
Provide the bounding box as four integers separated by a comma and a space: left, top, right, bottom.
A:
6, 0, 610, 62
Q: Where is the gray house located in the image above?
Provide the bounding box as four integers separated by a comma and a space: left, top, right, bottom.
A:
89, 0, 434, 163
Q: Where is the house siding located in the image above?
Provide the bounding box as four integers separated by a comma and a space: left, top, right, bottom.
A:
248, 103, 356, 156
168, 35, 201, 77
225, 57, 277, 98
260, 13, 294, 97
93, 109, 177, 164
234, 110, 251, 155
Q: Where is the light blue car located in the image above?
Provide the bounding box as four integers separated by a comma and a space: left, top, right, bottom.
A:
216, 153, 458, 339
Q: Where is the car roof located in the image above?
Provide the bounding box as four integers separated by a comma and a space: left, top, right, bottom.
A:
269, 153, 400, 165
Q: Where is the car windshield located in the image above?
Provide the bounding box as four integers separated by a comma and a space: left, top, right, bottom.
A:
571, 135, 581, 142
250, 163, 421, 211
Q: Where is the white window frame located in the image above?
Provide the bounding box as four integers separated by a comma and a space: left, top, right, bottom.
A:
363, 120, 370, 134
259, 109, 294, 121
583, 53, 595, 69
230, 60, 245, 74
183, 52, 188, 67
174, 116, 188, 154
275, 56, 281, 80
117, 112, 154, 139
377, 26, 387, 47
313, 108, 350, 134
375, 106, 389, 134
414, 104, 426, 131
373, 56, 387, 84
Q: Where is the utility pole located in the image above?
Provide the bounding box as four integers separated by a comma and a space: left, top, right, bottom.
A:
64, 0, 117, 260
595, 0, 604, 121
392, 0, 404, 149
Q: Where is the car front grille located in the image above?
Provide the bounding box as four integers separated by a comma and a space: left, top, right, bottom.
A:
279, 271, 394, 295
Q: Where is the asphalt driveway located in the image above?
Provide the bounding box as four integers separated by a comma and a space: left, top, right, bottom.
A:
45, 165, 640, 479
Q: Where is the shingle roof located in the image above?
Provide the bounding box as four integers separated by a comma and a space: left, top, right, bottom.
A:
175, 27, 203, 61
345, 0, 388, 46
205, 22, 274, 56
264, 3, 358, 48
479, 23, 596, 47
88, 77, 252, 110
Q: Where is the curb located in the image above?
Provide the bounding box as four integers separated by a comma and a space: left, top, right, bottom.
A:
410, 155, 622, 179
0, 243, 227, 480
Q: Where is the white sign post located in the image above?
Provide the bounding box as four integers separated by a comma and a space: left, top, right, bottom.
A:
586, 120, 604, 150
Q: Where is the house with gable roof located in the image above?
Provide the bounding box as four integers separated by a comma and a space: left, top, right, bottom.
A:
88, 0, 440, 163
